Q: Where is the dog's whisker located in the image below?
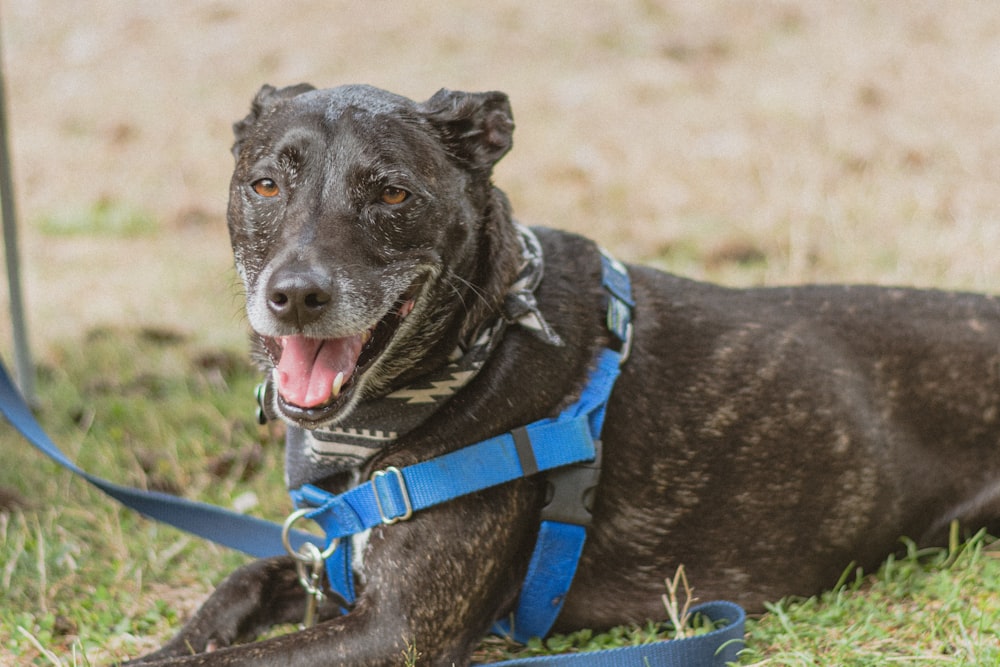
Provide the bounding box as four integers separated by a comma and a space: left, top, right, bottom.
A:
444, 272, 492, 315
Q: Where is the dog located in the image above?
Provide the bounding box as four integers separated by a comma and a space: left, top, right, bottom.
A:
130, 83, 1000, 666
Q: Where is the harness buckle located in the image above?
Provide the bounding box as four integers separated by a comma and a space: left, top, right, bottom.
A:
617, 321, 634, 365
540, 440, 603, 527
371, 466, 414, 525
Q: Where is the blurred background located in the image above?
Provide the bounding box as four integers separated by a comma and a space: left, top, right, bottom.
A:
2, 0, 999, 358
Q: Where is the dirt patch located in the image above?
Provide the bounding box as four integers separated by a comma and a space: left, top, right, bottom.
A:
1, 1, 999, 358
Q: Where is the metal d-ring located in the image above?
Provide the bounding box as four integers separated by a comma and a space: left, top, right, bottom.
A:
281, 507, 339, 562
619, 321, 634, 364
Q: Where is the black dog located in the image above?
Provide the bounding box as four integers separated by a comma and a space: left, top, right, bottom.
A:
131, 83, 1000, 666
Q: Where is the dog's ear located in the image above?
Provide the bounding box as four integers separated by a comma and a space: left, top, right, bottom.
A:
231, 83, 316, 159
420, 89, 514, 172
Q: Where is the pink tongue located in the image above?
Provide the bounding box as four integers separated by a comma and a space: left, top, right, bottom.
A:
275, 335, 364, 408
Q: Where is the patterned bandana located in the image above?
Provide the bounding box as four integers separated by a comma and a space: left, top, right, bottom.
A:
285, 224, 563, 490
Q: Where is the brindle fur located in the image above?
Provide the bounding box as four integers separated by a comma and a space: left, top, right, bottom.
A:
129, 84, 1000, 666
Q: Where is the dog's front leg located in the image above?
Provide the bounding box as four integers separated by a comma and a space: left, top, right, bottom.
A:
125, 555, 342, 664
124, 487, 534, 666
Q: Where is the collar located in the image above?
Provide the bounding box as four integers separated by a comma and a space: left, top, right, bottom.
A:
281, 224, 562, 490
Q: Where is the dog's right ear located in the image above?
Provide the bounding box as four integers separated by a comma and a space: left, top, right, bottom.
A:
231, 83, 316, 159
420, 89, 514, 173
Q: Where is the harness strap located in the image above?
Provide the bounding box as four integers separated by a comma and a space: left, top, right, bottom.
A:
291, 413, 598, 537
292, 348, 618, 607
296, 252, 631, 640
494, 349, 619, 642
497, 251, 634, 642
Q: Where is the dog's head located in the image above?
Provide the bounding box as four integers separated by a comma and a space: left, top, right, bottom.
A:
228, 84, 520, 428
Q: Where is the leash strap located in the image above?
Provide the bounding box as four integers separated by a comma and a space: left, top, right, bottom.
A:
0, 359, 319, 558
482, 601, 746, 667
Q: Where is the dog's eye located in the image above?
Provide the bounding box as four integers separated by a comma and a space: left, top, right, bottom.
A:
251, 178, 280, 198
380, 187, 409, 206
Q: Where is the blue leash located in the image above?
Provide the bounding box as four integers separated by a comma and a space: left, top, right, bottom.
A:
0, 359, 319, 557
482, 601, 745, 667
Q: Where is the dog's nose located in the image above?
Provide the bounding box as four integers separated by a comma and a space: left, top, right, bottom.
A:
266, 268, 333, 327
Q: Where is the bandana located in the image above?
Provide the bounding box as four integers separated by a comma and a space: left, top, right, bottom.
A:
285, 224, 563, 490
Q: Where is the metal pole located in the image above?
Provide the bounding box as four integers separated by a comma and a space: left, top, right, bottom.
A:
0, 12, 35, 403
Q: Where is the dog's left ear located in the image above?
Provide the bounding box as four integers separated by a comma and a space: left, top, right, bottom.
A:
420, 89, 514, 172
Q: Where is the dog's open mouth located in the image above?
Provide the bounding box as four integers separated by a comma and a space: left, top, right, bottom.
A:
264, 288, 419, 423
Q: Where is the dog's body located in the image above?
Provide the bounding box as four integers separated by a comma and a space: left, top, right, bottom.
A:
132, 84, 1000, 666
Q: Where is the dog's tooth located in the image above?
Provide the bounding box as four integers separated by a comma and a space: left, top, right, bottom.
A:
399, 300, 415, 319
362, 329, 372, 345
332, 371, 345, 398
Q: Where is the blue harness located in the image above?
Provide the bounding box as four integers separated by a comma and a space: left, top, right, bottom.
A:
0, 248, 745, 665
290, 251, 633, 640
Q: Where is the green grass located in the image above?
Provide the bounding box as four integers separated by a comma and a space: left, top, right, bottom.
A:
37, 200, 158, 237
742, 533, 1000, 665
1, 328, 282, 665
2, 330, 1000, 665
